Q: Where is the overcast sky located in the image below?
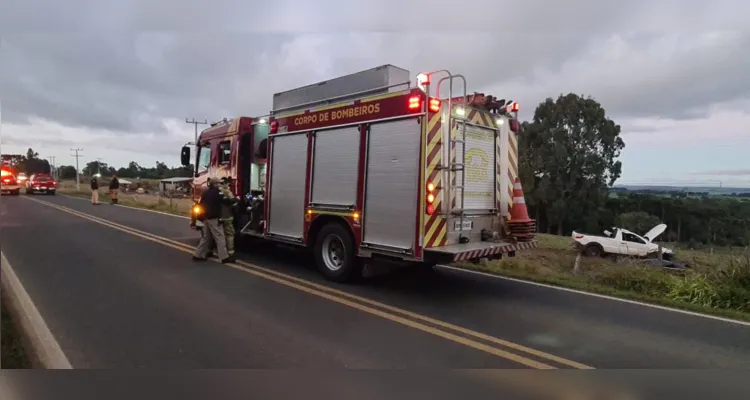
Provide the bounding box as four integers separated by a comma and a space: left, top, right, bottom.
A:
1, 0, 749, 187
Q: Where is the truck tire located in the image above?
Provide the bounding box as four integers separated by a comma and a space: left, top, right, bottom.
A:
584, 244, 603, 257
314, 222, 362, 283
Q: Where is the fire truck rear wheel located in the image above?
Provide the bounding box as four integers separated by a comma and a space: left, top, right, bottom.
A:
315, 222, 362, 283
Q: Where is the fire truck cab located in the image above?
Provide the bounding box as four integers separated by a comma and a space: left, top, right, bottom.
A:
182, 65, 536, 282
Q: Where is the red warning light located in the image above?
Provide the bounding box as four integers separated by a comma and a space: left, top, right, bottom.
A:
408, 96, 421, 110
426, 204, 435, 215
428, 98, 440, 113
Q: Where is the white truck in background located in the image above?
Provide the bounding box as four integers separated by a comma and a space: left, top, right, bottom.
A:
572, 224, 674, 260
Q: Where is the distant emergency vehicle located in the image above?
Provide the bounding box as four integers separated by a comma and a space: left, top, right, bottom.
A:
182, 65, 537, 282
1, 164, 22, 196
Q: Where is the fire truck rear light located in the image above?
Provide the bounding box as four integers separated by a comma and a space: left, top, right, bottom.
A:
426, 182, 435, 192
426, 204, 435, 215
408, 96, 421, 110
428, 98, 440, 113
427, 193, 435, 203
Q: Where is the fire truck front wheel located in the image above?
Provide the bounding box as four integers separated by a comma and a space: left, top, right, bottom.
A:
314, 222, 362, 283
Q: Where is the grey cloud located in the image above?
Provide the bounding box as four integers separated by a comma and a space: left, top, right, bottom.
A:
1, 0, 748, 145
693, 169, 750, 176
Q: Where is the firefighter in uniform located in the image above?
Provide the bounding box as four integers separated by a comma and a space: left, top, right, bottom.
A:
219, 177, 238, 257
193, 178, 232, 263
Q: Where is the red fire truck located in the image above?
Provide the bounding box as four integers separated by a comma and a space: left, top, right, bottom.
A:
181, 65, 537, 282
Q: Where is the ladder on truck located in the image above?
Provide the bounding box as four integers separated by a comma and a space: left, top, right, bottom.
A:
426, 71, 470, 243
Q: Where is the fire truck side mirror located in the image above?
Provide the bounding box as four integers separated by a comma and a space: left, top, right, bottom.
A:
180, 146, 191, 167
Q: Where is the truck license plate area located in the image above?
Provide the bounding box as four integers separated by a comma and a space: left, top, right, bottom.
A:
453, 220, 473, 231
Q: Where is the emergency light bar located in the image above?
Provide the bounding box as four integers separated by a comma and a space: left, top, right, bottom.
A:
416, 73, 430, 91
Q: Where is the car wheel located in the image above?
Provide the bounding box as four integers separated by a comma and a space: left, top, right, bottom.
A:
584, 244, 603, 257
314, 222, 362, 283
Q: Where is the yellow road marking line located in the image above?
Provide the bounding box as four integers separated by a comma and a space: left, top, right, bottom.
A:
24, 196, 593, 369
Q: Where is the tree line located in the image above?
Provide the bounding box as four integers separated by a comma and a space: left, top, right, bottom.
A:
517, 93, 750, 247
1, 149, 52, 175
3, 149, 193, 181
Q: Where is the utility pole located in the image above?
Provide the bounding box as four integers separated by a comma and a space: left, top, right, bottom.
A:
47, 156, 56, 179
185, 118, 208, 154
70, 148, 83, 191
96, 157, 104, 176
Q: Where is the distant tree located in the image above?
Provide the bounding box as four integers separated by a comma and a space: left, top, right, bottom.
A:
82, 160, 111, 176
17, 148, 50, 174
616, 211, 662, 235
518, 93, 626, 234
26, 148, 38, 160
58, 165, 78, 180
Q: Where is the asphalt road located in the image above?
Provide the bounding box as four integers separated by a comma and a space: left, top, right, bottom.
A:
2, 193, 750, 371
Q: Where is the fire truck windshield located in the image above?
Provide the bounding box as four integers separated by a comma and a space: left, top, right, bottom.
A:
197, 143, 211, 174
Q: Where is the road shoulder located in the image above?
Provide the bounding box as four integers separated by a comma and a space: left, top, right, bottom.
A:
1, 251, 72, 369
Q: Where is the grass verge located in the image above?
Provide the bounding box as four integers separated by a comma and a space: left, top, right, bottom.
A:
1, 302, 31, 368
57, 189, 191, 217
458, 234, 750, 322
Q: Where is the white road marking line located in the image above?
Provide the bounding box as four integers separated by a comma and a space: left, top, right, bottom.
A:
0, 251, 73, 368
437, 265, 750, 327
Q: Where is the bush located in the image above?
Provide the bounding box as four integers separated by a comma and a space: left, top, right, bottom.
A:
589, 266, 674, 297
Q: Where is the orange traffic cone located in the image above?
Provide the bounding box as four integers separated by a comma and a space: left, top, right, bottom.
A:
507, 177, 536, 241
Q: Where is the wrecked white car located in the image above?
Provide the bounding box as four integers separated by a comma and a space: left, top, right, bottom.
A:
572, 224, 674, 260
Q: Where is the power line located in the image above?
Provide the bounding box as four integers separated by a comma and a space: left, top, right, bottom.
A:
70, 148, 83, 191
47, 156, 56, 180
185, 118, 208, 165
185, 118, 208, 146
